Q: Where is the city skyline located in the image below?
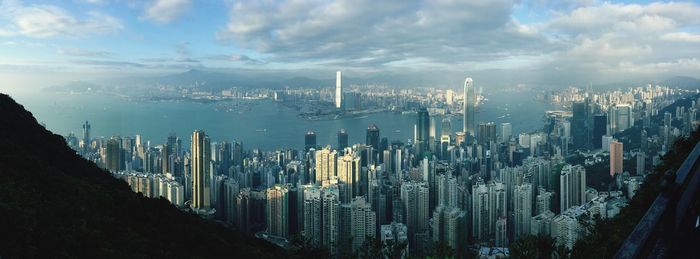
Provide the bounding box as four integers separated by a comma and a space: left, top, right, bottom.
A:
1, 1, 700, 258
58, 79, 699, 256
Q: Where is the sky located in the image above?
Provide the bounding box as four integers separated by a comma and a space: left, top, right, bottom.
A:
1, 0, 699, 89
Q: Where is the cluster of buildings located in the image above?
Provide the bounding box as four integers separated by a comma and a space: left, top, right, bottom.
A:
64, 76, 699, 258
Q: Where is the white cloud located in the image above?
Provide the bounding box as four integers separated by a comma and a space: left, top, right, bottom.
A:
0, 1, 123, 38
661, 32, 700, 43
58, 47, 112, 57
212, 0, 700, 83
141, 0, 191, 25
78, 0, 106, 4
218, 0, 548, 68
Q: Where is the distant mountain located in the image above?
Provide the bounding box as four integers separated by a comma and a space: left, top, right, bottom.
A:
660, 76, 700, 89
0, 93, 285, 258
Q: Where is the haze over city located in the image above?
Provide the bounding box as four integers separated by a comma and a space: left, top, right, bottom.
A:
1, 1, 700, 259
2, 0, 700, 90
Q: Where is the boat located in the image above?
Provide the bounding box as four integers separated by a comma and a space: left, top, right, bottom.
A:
255, 129, 267, 132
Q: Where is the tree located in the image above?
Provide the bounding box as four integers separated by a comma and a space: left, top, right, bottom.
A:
509, 235, 558, 259
429, 241, 454, 259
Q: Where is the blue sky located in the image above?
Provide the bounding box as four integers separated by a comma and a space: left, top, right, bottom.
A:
1, 0, 700, 88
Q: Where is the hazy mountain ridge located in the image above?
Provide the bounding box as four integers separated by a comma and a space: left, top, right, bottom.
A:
44, 69, 700, 93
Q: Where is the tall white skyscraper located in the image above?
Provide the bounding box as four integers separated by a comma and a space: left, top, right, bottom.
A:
335, 71, 342, 109
463, 77, 475, 138
191, 130, 211, 211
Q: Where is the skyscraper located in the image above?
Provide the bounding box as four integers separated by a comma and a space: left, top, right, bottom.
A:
401, 181, 429, 248
495, 217, 508, 247
514, 183, 533, 239
571, 101, 588, 149
82, 120, 91, 146
366, 124, 380, 163
305, 131, 317, 151
105, 137, 122, 172
366, 124, 380, 149
337, 129, 349, 151
472, 179, 506, 241
559, 164, 586, 213
477, 122, 497, 145
440, 118, 452, 159
349, 197, 376, 252
612, 105, 633, 133
266, 184, 289, 238
315, 146, 337, 184
636, 152, 646, 176
337, 151, 360, 202
191, 130, 212, 211
335, 71, 342, 109
471, 180, 489, 240
463, 77, 475, 139
416, 108, 430, 156
610, 139, 623, 176
322, 186, 341, 254
432, 206, 467, 255
436, 173, 458, 208
593, 114, 607, 149
303, 185, 323, 247
500, 123, 512, 142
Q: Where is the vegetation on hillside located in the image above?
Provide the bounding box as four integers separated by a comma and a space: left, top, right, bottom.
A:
0, 94, 287, 258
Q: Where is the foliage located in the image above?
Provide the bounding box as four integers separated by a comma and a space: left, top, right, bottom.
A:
0, 94, 288, 258
570, 127, 700, 258
509, 235, 566, 259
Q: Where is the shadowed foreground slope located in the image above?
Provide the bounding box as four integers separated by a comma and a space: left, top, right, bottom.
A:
0, 93, 285, 258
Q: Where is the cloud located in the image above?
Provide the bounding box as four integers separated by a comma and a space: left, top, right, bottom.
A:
214, 0, 700, 83
141, 0, 191, 25
58, 47, 112, 57
73, 59, 146, 67
218, 0, 551, 68
78, 0, 106, 4
176, 42, 190, 56
542, 2, 700, 80
0, 1, 123, 38
661, 32, 700, 43
208, 54, 265, 65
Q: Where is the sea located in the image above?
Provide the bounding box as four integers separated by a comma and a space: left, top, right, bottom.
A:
6, 89, 556, 151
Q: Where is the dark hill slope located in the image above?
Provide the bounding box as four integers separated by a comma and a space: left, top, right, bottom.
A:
0, 93, 284, 258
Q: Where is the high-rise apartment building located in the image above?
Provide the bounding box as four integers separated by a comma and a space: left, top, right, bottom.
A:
349, 197, 376, 252
559, 164, 586, 213
191, 130, 212, 211
266, 184, 289, 238
514, 183, 533, 238
610, 139, 624, 176
315, 146, 337, 184
401, 181, 429, 248
337, 151, 360, 202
